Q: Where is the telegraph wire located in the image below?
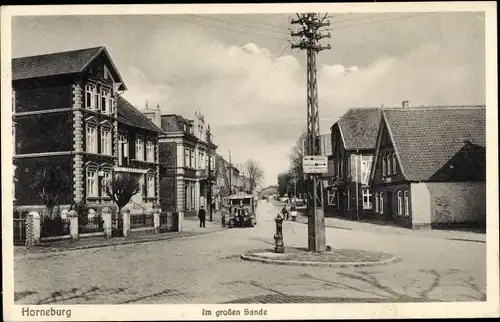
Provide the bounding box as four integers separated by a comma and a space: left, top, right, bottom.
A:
188, 14, 289, 36
328, 13, 433, 31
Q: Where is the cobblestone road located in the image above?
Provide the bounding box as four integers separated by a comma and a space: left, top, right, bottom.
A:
14, 201, 486, 304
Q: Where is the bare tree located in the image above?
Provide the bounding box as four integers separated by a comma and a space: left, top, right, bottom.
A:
105, 173, 141, 215
30, 164, 70, 218
288, 131, 307, 180
243, 159, 264, 193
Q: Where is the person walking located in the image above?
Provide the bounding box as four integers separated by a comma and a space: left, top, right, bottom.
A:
198, 205, 206, 228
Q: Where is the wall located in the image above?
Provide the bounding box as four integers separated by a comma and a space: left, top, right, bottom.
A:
427, 182, 486, 224
14, 80, 73, 112
15, 113, 73, 154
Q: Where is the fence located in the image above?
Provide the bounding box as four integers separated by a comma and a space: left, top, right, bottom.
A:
130, 213, 155, 229
40, 217, 71, 238
79, 214, 105, 234
13, 218, 26, 245
112, 217, 124, 238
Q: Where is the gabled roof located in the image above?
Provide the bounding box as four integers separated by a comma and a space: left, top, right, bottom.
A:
117, 96, 164, 134
334, 108, 382, 150
12, 46, 127, 90
373, 106, 486, 182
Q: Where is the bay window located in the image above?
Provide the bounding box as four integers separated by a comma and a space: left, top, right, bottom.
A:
86, 126, 97, 153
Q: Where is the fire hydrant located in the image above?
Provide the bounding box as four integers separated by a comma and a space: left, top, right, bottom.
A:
274, 213, 285, 253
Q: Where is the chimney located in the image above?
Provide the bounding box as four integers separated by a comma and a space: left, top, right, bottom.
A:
402, 100, 409, 109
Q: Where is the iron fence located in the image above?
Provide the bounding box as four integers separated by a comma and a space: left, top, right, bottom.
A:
13, 218, 26, 245
130, 213, 154, 229
40, 216, 71, 238
79, 214, 104, 234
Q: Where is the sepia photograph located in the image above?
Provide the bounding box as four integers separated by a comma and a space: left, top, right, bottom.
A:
2, 2, 498, 321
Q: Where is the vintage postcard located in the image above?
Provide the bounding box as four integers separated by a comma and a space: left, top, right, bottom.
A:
2, 2, 499, 321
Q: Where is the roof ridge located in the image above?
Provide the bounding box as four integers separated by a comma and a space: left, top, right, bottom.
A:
383, 105, 486, 111
12, 46, 105, 60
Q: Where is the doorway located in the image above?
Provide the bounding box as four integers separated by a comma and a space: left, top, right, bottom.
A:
385, 190, 393, 222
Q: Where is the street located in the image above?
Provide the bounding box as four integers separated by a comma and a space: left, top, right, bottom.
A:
14, 200, 486, 304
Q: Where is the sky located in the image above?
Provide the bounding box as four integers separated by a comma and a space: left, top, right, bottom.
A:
11, 11, 486, 187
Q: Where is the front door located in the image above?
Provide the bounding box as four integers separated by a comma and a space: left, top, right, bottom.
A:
385, 190, 393, 222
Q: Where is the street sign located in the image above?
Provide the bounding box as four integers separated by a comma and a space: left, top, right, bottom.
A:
302, 155, 328, 174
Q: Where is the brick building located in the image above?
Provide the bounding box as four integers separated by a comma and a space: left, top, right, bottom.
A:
370, 104, 486, 229
12, 46, 163, 213
326, 108, 382, 218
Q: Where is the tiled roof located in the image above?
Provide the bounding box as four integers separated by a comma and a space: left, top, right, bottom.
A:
117, 96, 164, 133
337, 108, 382, 150
12, 46, 127, 90
383, 106, 486, 181
160, 115, 183, 132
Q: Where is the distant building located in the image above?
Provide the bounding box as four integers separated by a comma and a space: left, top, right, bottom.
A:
370, 104, 486, 229
153, 110, 217, 217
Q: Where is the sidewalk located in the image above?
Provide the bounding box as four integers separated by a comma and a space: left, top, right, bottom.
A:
14, 216, 226, 259
291, 211, 486, 243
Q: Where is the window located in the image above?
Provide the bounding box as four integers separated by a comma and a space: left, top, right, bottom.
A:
86, 126, 97, 153
327, 189, 336, 206
340, 159, 344, 178
136, 138, 144, 161
190, 149, 195, 168
100, 128, 112, 155
347, 189, 351, 209
375, 192, 379, 213
101, 170, 111, 197
333, 160, 337, 177
100, 88, 111, 114
387, 154, 392, 177
392, 153, 397, 174
118, 134, 128, 165
146, 141, 154, 162
184, 147, 190, 168
397, 191, 403, 215
347, 155, 351, 178
404, 190, 409, 217
379, 192, 384, 214
362, 189, 372, 210
86, 168, 98, 197
382, 156, 387, 177
361, 160, 370, 184
209, 156, 214, 170
190, 183, 195, 209
85, 85, 97, 110
147, 173, 155, 197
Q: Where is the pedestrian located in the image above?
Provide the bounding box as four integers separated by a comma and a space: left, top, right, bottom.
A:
281, 205, 289, 221
198, 205, 206, 228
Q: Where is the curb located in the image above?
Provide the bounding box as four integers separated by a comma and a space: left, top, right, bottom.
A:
15, 227, 227, 260
240, 253, 401, 268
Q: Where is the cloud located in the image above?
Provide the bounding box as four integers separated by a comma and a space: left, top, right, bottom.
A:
116, 25, 484, 187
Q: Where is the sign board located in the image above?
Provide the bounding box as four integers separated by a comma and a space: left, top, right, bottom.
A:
302, 155, 328, 174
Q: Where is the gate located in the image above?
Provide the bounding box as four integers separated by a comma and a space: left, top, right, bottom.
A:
111, 217, 123, 237
159, 212, 169, 233
13, 218, 26, 245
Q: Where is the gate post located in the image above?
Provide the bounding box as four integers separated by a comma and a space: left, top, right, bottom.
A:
68, 210, 79, 241
102, 207, 112, 239
26, 212, 41, 246
121, 207, 131, 238
153, 209, 160, 234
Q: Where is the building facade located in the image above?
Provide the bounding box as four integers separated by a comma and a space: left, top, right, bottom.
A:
326, 108, 382, 219
12, 46, 162, 214
370, 104, 486, 229
155, 111, 217, 217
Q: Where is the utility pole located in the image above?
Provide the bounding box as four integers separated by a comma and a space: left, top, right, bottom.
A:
206, 124, 213, 222
290, 12, 331, 252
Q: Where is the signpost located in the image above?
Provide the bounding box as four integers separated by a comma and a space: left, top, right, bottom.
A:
303, 156, 328, 174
